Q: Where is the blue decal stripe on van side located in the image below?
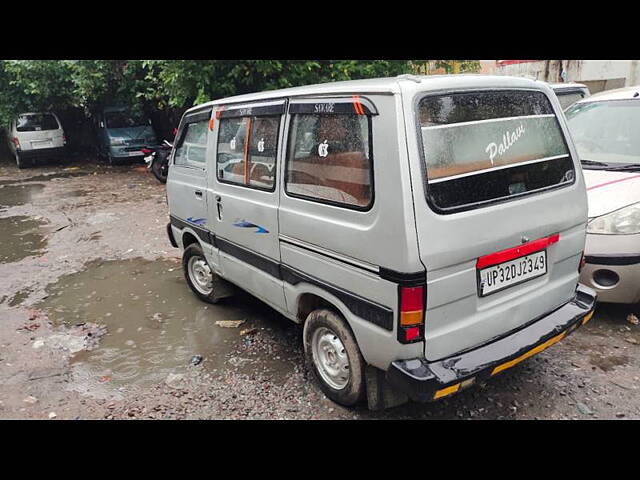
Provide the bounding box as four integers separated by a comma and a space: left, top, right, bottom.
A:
232, 220, 269, 234
186, 217, 207, 226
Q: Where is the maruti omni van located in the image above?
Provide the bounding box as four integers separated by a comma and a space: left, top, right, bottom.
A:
8, 112, 66, 168
166, 74, 596, 409
96, 106, 157, 164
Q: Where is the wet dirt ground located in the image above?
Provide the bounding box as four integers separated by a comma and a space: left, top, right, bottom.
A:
1, 153, 639, 420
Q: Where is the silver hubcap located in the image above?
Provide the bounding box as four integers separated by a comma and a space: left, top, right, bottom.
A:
188, 256, 213, 295
311, 327, 350, 390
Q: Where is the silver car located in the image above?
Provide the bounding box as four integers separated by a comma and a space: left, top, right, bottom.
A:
565, 86, 640, 305
7, 112, 66, 168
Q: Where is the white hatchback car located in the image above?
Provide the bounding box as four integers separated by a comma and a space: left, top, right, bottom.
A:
7, 112, 66, 168
565, 86, 640, 306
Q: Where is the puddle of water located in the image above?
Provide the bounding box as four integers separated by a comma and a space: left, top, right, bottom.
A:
8, 288, 32, 307
38, 258, 298, 390
0, 170, 93, 187
0, 183, 45, 207
0, 216, 48, 263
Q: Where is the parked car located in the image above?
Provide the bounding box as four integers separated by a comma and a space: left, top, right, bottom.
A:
549, 82, 591, 110
7, 112, 66, 168
565, 86, 640, 306
166, 75, 596, 409
95, 106, 157, 164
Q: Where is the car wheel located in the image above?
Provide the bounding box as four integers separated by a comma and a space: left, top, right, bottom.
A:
15, 152, 25, 169
182, 243, 219, 304
303, 309, 366, 406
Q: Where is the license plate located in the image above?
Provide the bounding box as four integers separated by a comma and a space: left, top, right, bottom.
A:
31, 140, 52, 149
128, 151, 142, 156
478, 250, 547, 296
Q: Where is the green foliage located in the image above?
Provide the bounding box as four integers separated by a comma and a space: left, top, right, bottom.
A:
0, 60, 416, 125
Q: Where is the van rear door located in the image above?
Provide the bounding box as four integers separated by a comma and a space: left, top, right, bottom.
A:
406, 86, 587, 361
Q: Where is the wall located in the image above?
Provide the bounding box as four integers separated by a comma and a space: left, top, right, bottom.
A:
493, 60, 640, 93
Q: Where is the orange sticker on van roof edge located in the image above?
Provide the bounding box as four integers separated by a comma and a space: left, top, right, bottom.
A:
352, 95, 365, 115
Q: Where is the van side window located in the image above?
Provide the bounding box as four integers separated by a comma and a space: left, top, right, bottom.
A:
216, 115, 279, 190
174, 120, 208, 167
285, 114, 372, 209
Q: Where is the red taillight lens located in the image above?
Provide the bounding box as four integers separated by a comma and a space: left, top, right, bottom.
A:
12, 137, 20, 148
398, 285, 425, 343
141, 148, 153, 155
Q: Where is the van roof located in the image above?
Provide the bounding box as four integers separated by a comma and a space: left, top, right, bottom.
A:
575, 85, 640, 103
185, 74, 549, 114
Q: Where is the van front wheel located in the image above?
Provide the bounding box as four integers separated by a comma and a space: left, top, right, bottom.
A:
182, 243, 219, 304
304, 309, 365, 406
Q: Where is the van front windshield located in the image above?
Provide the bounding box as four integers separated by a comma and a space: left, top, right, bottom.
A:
105, 111, 149, 129
418, 90, 574, 212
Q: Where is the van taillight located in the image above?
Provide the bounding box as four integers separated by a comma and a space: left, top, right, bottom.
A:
398, 285, 425, 344
12, 137, 20, 148
579, 252, 586, 273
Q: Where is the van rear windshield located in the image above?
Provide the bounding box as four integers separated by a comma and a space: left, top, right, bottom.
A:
16, 114, 59, 132
418, 90, 574, 212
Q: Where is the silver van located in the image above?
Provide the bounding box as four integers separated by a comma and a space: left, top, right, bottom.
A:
7, 112, 66, 168
166, 75, 597, 409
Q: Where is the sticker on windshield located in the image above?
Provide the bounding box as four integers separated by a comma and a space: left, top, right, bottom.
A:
422, 115, 569, 183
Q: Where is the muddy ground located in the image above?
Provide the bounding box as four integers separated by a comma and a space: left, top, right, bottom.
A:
1, 153, 639, 420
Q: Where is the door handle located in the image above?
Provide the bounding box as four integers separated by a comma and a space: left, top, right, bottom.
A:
216, 195, 223, 220
194, 190, 203, 198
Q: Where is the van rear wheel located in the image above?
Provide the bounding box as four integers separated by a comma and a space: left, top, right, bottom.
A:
182, 243, 219, 304
15, 152, 26, 169
303, 309, 365, 406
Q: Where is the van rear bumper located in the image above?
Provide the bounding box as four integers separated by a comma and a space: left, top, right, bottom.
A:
386, 283, 597, 403
19, 146, 65, 159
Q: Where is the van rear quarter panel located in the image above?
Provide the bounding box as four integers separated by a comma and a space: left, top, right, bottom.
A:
400, 78, 589, 361
279, 93, 425, 368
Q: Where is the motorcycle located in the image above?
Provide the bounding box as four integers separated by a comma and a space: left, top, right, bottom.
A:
142, 138, 173, 184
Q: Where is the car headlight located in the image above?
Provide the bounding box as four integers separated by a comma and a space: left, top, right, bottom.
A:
110, 138, 126, 146
587, 202, 640, 235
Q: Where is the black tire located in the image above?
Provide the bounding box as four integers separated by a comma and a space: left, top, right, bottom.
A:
151, 158, 168, 184
108, 154, 116, 165
15, 152, 26, 169
182, 243, 219, 304
303, 309, 366, 406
